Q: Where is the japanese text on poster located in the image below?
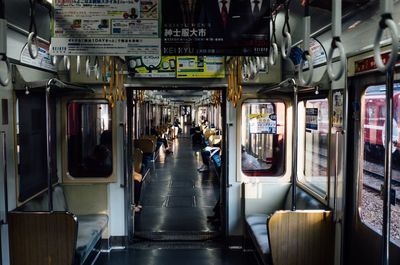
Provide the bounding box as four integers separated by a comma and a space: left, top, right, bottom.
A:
162, 0, 270, 55
248, 113, 277, 134
51, 0, 160, 56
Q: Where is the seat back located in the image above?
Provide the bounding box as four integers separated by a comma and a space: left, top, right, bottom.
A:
133, 148, 143, 173
8, 211, 78, 265
268, 210, 334, 265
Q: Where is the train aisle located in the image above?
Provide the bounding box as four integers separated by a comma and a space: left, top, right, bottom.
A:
95, 130, 256, 265
134, 131, 220, 239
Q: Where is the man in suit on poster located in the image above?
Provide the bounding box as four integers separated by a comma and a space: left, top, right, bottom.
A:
198, 0, 243, 40
242, 0, 269, 36
163, 0, 202, 25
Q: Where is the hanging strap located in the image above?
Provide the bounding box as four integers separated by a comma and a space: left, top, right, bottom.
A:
269, 6, 278, 66
298, 0, 313, 86
27, 0, 39, 59
327, 0, 346, 81
281, 0, 292, 60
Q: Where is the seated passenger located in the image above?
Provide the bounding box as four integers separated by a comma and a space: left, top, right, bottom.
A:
151, 126, 173, 154
85, 130, 112, 175
241, 145, 263, 171
198, 146, 220, 172
134, 171, 143, 212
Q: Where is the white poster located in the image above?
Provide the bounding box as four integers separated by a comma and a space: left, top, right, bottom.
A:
333, 91, 344, 128
249, 113, 277, 134
20, 42, 57, 72
51, 37, 160, 56
52, 0, 160, 56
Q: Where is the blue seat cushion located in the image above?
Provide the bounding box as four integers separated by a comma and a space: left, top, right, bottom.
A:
75, 214, 108, 264
246, 214, 269, 227
246, 214, 271, 265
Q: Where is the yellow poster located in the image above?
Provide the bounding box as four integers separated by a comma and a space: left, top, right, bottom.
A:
176, 56, 225, 78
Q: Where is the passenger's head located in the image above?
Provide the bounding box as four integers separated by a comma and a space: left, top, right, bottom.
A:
100, 130, 112, 149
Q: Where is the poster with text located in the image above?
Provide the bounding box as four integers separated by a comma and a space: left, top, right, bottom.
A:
306, 108, 319, 131
333, 91, 344, 128
248, 113, 277, 134
126, 55, 176, 78
20, 42, 57, 72
52, 0, 160, 56
176, 56, 225, 78
162, 0, 270, 55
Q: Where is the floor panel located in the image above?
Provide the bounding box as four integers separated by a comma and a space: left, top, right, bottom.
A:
134, 134, 220, 235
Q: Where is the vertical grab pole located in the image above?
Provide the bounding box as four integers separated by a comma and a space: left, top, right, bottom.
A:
0, 131, 6, 265
46, 80, 53, 212
126, 89, 134, 243
382, 70, 394, 265
291, 80, 298, 211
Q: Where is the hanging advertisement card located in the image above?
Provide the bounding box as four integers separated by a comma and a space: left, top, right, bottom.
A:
176, 56, 225, 78
162, 0, 270, 55
51, 0, 160, 56
126, 55, 176, 78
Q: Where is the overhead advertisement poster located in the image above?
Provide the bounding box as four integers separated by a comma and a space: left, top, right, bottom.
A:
248, 113, 277, 134
51, 0, 160, 56
126, 56, 176, 78
162, 0, 270, 56
176, 56, 225, 78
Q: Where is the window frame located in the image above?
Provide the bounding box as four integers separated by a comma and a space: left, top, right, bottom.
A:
296, 95, 331, 201
240, 98, 287, 178
62, 97, 117, 184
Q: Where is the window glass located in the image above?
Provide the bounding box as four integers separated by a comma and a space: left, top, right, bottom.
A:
360, 83, 400, 245
16, 92, 57, 201
298, 98, 329, 195
67, 100, 112, 178
241, 101, 285, 176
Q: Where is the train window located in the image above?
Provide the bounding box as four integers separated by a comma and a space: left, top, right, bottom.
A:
16, 92, 57, 202
67, 100, 113, 178
298, 98, 329, 196
241, 101, 285, 176
360, 83, 400, 244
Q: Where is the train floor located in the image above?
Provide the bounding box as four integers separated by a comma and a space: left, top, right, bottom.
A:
134, 131, 220, 238
95, 129, 257, 264
95, 242, 256, 265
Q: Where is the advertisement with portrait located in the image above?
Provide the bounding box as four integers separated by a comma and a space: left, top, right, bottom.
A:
162, 0, 270, 55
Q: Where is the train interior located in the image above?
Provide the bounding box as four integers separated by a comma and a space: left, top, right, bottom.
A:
1, 0, 400, 265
